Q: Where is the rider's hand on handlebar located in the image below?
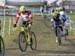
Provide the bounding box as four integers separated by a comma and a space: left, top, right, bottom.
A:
14, 24, 17, 27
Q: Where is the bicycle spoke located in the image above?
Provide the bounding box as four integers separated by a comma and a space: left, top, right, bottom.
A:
19, 32, 27, 52
30, 32, 37, 50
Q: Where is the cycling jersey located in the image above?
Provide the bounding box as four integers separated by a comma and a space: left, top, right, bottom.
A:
52, 14, 62, 25
52, 14, 63, 36
15, 10, 32, 24
60, 14, 70, 26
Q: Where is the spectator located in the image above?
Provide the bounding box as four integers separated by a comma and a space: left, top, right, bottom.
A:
51, 7, 54, 15
40, 6, 44, 17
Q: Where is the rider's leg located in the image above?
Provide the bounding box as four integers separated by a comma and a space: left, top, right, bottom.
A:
63, 25, 68, 36
66, 28, 68, 35
28, 27, 32, 38
55, 26, 58, 42
59, 26, 63, 35
28, 27, 32, 44
65, 26, 68, 35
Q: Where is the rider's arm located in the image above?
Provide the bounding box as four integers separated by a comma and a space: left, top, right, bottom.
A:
53, 14, 60, 22
15, 11, 21, 24
64, 14, 70, 23
14, 11, 21, 27
28, 11, 32, 24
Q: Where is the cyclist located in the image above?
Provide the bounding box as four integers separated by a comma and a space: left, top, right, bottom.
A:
40, 6, 44, 17
56, 7, 70, 26
52, 11, 63, 42
59, 10, 70, 35
14, 6, 32, 43
52, 7, 70, 42
51, 7, 61, 30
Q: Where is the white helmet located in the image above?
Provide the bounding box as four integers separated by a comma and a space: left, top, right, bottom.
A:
59, 11, 64, 15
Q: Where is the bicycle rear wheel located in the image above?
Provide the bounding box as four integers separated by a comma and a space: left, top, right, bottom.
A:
57, 27, 62, 45
30, 32, 37, 50
0, 36, 5, 56
18, 32, 27, 52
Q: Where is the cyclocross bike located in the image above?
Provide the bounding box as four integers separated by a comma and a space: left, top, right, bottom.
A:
0, 35, 5, 56
56, 24, 62, 45
18, 24, 37, 52
56, 24, 68, 45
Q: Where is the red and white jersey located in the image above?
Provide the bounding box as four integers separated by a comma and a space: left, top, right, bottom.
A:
15, 10, 32, 24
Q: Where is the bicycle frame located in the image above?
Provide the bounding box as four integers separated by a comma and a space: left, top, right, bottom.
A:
21, 26, 30, 45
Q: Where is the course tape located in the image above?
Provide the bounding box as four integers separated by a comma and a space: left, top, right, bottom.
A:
0, 18, 14, 21
0, 28, 17, 35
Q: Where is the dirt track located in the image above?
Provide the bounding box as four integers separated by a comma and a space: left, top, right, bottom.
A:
3, 15, 75, 56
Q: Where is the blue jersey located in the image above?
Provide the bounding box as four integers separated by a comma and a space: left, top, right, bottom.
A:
61, 14, 70, 23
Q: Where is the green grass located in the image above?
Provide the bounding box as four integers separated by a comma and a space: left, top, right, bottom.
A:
0, 13, 75, 56
68, 13, 75, 20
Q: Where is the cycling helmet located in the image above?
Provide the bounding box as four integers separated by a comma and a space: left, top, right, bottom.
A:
59, 7, 62, 10
20, 6, 26, 12
59, 11, 64, 16
55, 7, 60, 13
55, 8, 59, 11
52, 12, 58, 17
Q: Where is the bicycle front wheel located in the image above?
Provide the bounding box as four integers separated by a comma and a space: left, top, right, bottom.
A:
18, 32, 27, 52
57, 27, 62, 45
0, 36, 5, 56
30, 32, 37, 50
